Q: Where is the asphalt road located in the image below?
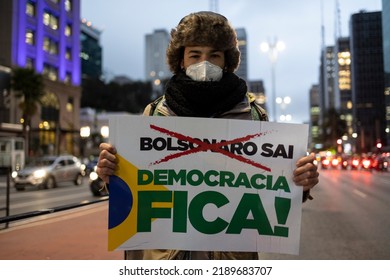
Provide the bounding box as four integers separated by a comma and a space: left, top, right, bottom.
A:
0, 175, 104, 217
260, 169, 390, 259
1, 169, 390, 259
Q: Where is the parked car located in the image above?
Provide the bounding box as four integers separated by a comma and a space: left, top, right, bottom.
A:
12, 155, 85, 191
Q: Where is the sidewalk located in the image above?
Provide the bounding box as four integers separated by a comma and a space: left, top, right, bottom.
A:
0, 201, 123, 260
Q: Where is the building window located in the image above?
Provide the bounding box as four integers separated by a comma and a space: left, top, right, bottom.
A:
43, 64, 58, 81
65, 24, 72, 37
26, 57, 35, 69
65, 0, 72, 12
66, 97, 74, 112
64, 73, 72, 84
26, 1, 36, 17
43, 37, 58, 55
25, 30, 35, 45
65, 48, 72, 60
80, 52, 89, 61
43, 11, 58, 30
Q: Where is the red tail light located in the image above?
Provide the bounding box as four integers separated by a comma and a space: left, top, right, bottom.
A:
362, 159, 371, 168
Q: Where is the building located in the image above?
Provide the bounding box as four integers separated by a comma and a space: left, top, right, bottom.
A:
318, 45, 338, 148
0, 0, 81, 156
336, 37, 354, 146
0, 66, 13, 131
382, 0, 390, 147
247, 80, 266, 110
80, 19, 102, 81
309, 84, 321, 151
145, 29, 170, 83
235, 28, 248, 81
350, 11, 385, 153
321, 46, 338, 113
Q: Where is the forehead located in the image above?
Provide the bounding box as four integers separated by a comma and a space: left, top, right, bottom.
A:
184, 46, 224, 53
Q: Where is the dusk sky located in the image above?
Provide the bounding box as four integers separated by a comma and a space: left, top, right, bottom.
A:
80, 0, 383, 123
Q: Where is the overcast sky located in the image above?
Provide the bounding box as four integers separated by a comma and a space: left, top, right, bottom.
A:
80, 0, 382, 123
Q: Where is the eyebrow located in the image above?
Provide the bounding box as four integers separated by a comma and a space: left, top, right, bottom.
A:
187, 49, 223, 54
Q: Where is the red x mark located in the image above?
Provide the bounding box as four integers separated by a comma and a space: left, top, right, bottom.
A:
150, 124, 271, 172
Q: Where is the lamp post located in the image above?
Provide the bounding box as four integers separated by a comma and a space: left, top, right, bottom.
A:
260, 38, 285, 122
276, 96, 291, 122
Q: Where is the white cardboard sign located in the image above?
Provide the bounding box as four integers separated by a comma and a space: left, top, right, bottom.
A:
108, 115, 308, 255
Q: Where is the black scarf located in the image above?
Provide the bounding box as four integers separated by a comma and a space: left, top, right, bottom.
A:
164, 72, 247, 117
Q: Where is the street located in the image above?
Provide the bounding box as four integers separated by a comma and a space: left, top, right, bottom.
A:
1, 169, 390, 259
0, 176, 105, 217
261, 169, 390, 259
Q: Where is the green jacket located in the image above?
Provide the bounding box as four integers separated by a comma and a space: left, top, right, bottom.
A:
144, 92, 268, 121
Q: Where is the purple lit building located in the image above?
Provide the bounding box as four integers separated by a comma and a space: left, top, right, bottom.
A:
0, 0, 81, 156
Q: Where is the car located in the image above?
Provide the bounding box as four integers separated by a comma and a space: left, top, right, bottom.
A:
360, 156, 373, 171
370, 154, 389, 172
89, 166, 109, 196
321, 156, 340, 170
340, 155, 351, 170
350, 156, 361, 170
12, 155, 85, 191
83, 156, 99, 175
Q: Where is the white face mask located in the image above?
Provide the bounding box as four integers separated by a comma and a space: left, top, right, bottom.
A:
185, 61, 223, 82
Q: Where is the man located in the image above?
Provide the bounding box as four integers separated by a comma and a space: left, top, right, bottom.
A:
97, 11, 319, 260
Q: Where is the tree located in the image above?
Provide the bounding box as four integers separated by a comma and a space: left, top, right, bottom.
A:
11, 68, 45, 155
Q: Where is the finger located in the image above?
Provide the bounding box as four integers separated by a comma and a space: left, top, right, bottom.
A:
293, 170, 319, 190
293, 169, 319, 183
296, 153, 315, 167
96, 166, 115, 184
296, 177, 319, 192
99, 143, 117, 154
294, 162, 318, 177
97, 157, 117, 173
99, 149, 117, 164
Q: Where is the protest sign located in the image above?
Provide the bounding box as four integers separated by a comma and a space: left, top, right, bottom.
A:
108, 115, 308, 255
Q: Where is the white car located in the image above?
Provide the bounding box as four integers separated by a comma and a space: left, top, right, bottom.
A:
12, 155, 85, 191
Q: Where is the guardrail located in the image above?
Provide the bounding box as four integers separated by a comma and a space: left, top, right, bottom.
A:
0, 196, 108, 226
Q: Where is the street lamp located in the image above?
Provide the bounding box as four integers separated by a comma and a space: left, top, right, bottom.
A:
80, 126, 91, 157
276, 96, 291, 122
260, 38, 285, 122
100, 126, 109, 139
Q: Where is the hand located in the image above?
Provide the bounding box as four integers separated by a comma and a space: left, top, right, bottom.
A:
293, 153, 319, 192
96, 143, 117, 184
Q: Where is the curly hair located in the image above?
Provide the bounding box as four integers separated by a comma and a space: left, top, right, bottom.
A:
166, 11, 240, 74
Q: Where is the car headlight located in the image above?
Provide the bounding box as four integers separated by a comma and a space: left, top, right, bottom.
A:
89, 171, 99, 181
11, 171, 18, 179
33, 169, 47, 179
